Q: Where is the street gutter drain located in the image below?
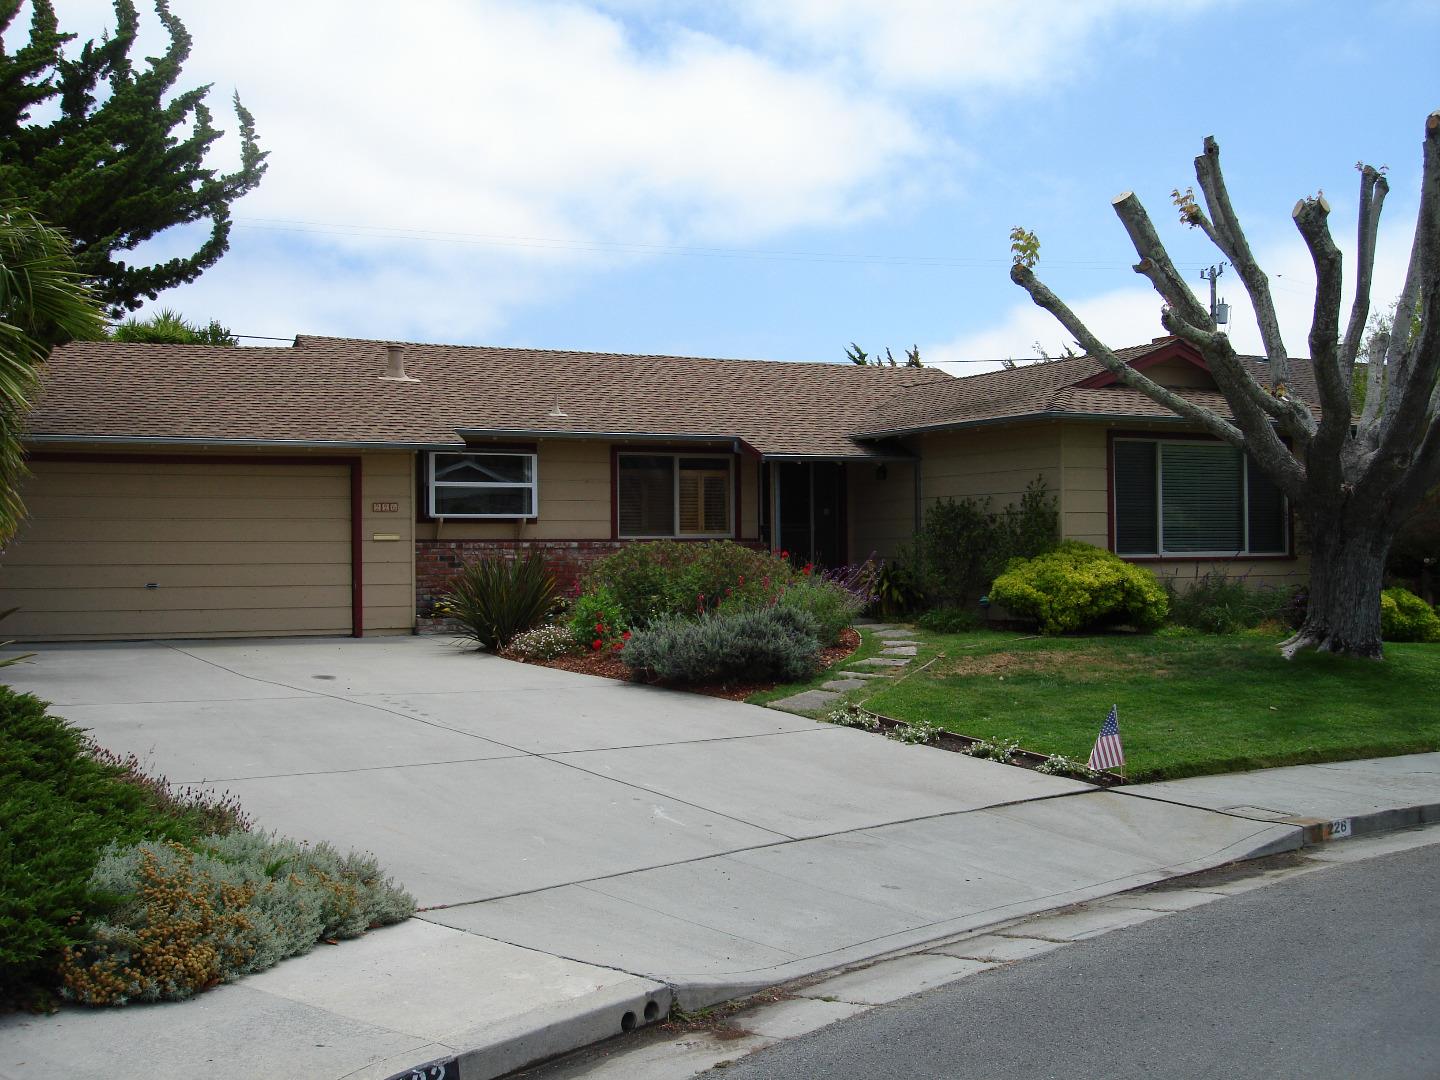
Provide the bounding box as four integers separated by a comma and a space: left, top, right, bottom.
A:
621, 1010, 637, 1032
644, 1000, 660, 1021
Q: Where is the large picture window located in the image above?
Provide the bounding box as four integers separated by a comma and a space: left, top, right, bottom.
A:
1114, 439, 1287, 557
428, 451, 537, 518
617, 453, 732, 538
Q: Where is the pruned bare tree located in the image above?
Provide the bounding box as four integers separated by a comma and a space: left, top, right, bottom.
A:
1009, 110, 1440, 660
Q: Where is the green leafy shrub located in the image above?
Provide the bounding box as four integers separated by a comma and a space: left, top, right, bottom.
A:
440, 552, 557, 651
583, 541, 799, 626
768, 578, 861, 645
567, 586, 628, 652
505, 623, 581, 660
918, 606, 983, 634
59, 834, 415, 1005
1380, 586, 1440, 642
621, 606, 821, 684
990, 541, 1168, 634
1165, 571, 1298, 634
873, 550, 925, 618
914, 477, 1059, 606
0, 688, 247, 1005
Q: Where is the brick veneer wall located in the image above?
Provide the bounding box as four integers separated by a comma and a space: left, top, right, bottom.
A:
416, 539, 630, 617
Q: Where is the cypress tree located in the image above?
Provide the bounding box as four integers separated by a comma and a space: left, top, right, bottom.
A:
0, 0, 267, 314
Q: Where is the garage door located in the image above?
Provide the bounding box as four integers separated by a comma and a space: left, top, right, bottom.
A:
0, 457, 355, 640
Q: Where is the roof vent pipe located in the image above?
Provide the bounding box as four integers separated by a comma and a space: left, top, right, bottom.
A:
380, 344, 418, 383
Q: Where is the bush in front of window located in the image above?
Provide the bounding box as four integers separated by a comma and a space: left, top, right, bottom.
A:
1164, 570, 1301, 634
441, 552, 558, 651
915, 477, 1059, 607
621, 606, 822, 685
1380, 587, 1440, 643
583, 540, 802, 626
990, 541, 1169, 635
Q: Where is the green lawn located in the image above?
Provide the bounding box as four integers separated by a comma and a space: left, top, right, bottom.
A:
754, 626, 1440, 782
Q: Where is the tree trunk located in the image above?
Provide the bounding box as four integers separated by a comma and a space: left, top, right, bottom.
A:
1281, 519, 1392, 659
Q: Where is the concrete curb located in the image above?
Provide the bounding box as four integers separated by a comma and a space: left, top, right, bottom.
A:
381, 981, 673, 1080
380, 790, 1440, 1079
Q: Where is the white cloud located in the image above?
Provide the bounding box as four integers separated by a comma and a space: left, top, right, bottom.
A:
925, 285, 1170, 374
725, 0, 1226, 94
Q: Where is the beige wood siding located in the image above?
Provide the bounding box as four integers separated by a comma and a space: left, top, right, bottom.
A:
1059, 422, 1308, 588
917, 425, 1063, 512
415, 441, 611, 541
847, 460, 915, 561
415, 441, 759, 542
360, 451, 416, 634
0, 458, 356, 640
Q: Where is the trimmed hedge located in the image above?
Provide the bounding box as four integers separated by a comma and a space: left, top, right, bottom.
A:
990, 541, 1168, 634
1381, 586, 1440, 643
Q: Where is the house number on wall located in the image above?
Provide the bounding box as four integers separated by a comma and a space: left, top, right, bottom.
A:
372, 501, 400, 513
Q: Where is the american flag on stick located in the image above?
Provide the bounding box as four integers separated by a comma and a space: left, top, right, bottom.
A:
1087, 704, 1124, 772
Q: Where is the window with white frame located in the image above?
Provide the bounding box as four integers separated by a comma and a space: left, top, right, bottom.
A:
1113, 439, 1287, 556
428, 451, 538, 518
617, 453, 732, 538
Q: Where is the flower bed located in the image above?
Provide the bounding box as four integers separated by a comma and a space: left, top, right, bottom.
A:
501, 627, 861, 701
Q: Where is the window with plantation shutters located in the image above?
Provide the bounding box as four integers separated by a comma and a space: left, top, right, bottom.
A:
1113, 439, 1287, 557
618, 453, 732, 537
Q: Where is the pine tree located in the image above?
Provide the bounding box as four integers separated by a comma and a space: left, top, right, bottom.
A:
0, 1, 267, 314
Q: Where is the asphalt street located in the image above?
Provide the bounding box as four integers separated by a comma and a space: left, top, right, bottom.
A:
703, 843, 1440, 1080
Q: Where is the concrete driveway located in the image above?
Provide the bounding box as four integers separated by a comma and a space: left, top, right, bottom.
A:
9, 636, 1296, 1002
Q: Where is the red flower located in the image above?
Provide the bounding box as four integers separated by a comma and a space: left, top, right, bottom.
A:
622, 630, 632, 640
612, 642, 624, 651
780, 550, 789, 558
803, 563, 813, 576
594, 622, 604, 632
592, 638, 603, 650
738, 575, 745, 585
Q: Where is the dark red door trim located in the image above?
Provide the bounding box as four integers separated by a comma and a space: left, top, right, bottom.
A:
27, 450, 367, 636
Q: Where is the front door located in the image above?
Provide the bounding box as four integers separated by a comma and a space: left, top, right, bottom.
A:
773, 462, 845, 568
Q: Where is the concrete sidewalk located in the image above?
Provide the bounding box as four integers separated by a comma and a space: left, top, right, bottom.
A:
2, 638, 1436, 1080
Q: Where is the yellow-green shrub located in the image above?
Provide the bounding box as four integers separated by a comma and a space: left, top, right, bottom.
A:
990, 541, 1168, 634
1380, 586, 1440, 643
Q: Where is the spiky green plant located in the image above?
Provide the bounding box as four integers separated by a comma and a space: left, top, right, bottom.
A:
440, 553, 558, 651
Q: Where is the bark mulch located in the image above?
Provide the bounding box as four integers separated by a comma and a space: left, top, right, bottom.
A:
499, 627, 862, 702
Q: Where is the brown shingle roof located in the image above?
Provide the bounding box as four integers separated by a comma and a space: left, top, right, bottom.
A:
28, 336, 951, 459
858, 338, 1323, 435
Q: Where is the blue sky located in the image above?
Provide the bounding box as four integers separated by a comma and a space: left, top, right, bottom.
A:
34, 0, 1440, 372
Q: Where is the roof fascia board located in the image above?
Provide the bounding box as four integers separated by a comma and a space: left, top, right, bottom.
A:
23, 434, 444, 451
455, 428, 763, 457
854, 410, 1214, 440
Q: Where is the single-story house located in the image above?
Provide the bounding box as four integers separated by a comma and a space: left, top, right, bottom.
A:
0, 334, 1312, 640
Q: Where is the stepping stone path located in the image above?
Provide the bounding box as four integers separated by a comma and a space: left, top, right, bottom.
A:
767, 626, 924, 714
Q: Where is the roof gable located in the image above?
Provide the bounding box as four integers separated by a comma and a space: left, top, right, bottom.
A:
1072, 339, 1214, 389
